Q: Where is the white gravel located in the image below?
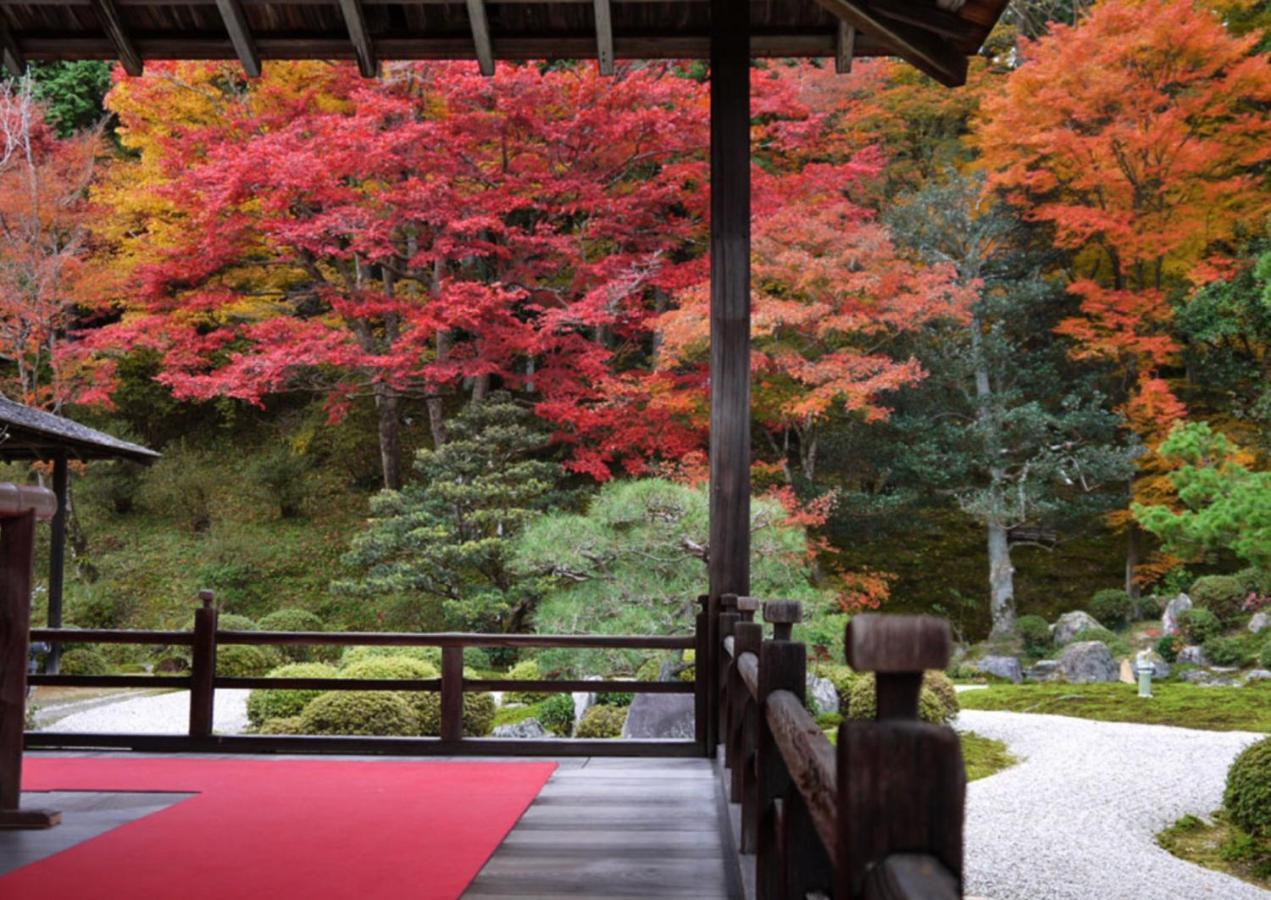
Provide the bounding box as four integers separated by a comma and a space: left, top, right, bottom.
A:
959, 709, 1268, 900
46, 689, 251, 735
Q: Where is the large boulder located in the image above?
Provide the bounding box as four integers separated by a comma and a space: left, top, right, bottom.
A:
1249, 611, 1270, 635
491, 718, 549, 739
806, 675, 839, 715
1052, 611, 1102, 646
977, 655, 1023, 684
1023, 660, 1061, 683
1057, 641, 1118, 683
622, 694, 695, 739
1162, 593, 1192, 636
1242, 669, 1271, 685
1178, 645, 1208, 666
572, 675, 603, 724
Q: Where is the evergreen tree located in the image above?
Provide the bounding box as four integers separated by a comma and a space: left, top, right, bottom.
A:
337, 393, 563, 633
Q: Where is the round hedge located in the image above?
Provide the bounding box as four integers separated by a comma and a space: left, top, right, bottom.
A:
258, 716, 304, 735
575, 705, 627, 738
1015, 615, 1051, 655
59, 648, 109, 676
1155, 634, 1180, 664
1089, 589, 1133, 629
1224, 736, 1271, 836
216, 645, 276, 677
1261, 640, 1271, 670
1179, 608, 1222, 645
257, 608, 330, 662
504, 659, 549, 705
340, 645, 441, 669
298, 691, 419, 736
216, 613, 258, 632
413, 691, 497, 737
536, 693, 576, 736
814, 665, 858, 714
342, 656, 438, 681
847, 674, 953, 726
245, 662, 339, 726
1189, 575, 1247, 625
922, 671, 960, 721
1202, 635, 1251, 667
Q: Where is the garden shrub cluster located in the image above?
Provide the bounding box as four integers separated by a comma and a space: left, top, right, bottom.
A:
216, 644, 278, 677
575, 705, 627, 738
1179, 608, 1222, 645
245, 662, 339, 726
1202, 635, 1258, 668
846, 672, 959, 726
298, 690, 418, 736
815, 664, 858, 713
1015, 614, 1051, 655
1089, 589, 1133, 629
1224, 736, 1271, 837
414, 690, 497, 737
256, 607, 328, 661
504, 658, 549, 704
536, 693, 576, 736
339, 645, 441, 669
58, 648, 110, 676
1190, 575, 1247, 625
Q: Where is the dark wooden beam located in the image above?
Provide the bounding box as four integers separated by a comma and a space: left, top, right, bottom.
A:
45, 455, 67, 674
0, 24, 24, 77
811, 0, 967, 86
214, 0, 261, 77
88, 0, 143, 76
465, 0, 495, 76
869, 0, 981, 44
593, 0, 614, 76
707, 0, 750, 601
836, 19, 854, 74
336, 0, 377, 77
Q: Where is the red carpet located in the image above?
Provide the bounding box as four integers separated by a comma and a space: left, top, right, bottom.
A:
5, 757, 555, 900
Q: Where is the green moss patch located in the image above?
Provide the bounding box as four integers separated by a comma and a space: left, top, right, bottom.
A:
1158, 813, 1270, 889
960, 732, 1017, 782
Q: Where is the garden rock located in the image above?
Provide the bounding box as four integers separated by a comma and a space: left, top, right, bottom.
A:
1179, 669, 1212, 684
1242, 669, 1271, 685
1057, 641, 1118, 683
491, 718, 548, 739
977, 655, 1023, 684
1052, 611, 1102, 646
1249, 612, 1270, 635
623, 693, 695, 739
1161, 593, 1192, 636
1023, 660, 1061, 683
572, 675, 602, 724
1177, 645, 1208, 666
806, 675, 839, 715
1144, 652, 1170, 679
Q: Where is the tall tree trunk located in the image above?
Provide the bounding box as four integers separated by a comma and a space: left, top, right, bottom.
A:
425, 258, 448, 448
987, 515, 1016, 639
971, 316, 1017, 637
1124, 519, 1142, 599
374, 384, 402, 490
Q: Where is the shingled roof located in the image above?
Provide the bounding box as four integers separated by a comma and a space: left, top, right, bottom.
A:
0, 0, 1009, 86
0, 396, 160, 463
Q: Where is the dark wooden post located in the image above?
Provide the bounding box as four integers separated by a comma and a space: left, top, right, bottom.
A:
730, 596, 761, 812
0, 484, 59, 829
440, 645, 464, 742
45, 454, 68, 674
703, 593, 720, 749
695, 594, 710, 754
837, 615, 965, 900
188, 589, 218, 739
708, 0, 751, 602
718, 592, 740, 752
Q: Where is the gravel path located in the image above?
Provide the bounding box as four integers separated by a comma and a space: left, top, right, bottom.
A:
959, 709, 1268, 900
45, 690, 251, 735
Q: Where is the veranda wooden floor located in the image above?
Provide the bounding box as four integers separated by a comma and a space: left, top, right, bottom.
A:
463, 757, 742, 899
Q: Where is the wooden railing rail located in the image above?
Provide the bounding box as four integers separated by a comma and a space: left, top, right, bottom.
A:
712, 596, 966, 900
22, 589, 706, 758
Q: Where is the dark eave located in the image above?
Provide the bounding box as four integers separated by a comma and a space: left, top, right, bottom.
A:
0, 397, 161, 464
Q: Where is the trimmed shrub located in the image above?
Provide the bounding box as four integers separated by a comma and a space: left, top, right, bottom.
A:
1089, 589, 1133, 629
635, 656, 663, 682
1224, 736, 1271, 836
537, 693, 576, 736
846, 674, 954, 726
215, 645, 275, 677
258, 716, 303, 735
1261, 640, 1271, 670
1136, 594, 1163, 619
342, 656, 438, 681
340, 645, 441, 670
504, 659, 549, 705
1202, 636, 1254, 668
923, 671, 960, 721
1179, 608, 1222, 645
413, 691, 497, 737
596, 692, 634, 707
216, 613, 258, 632
575, 705, 627, 738
816, 665, 858, 714
257, 608, 330, 662
59, 648, 109, 676
298, 691, 418, 736
1155, 634, 1181, 664
1236, 567, 1270, 596
1189, 575, 1247, 625
245, 662, 339, 726
1015, 615, 1051, 655
678, 649, 696, 683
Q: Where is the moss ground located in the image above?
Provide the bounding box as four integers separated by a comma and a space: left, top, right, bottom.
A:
1157, 812, 1271, 889
959, 731, 1017, 782
959, 682, 1271, 733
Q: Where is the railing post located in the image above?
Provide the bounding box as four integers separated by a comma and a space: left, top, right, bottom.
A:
732, 597, 762, 850
728, 596, 760, 801
695, 594, 710, 755
717, 592, 739, 753
188, 589, 217, 739
704, 593, 720, 750
836, 614, 964, 900
440, 645, 464, 742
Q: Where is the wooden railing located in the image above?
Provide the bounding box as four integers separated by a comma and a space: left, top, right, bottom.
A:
709, 593, 966, 900
24, 590, 704, 757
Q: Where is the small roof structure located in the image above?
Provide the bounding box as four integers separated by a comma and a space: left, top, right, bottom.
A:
0, 0, 1007, 86
0, 396, 160, 464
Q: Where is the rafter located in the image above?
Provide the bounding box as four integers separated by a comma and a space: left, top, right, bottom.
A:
0, 24, 23, 77
868, 0, 980, 44
835, 20, 854, 75
214, 0, 261, 77
336, 0, 378, 78
593, 0, 614, 76
810, 0, 966, 87
89, 0, 143, 76
465, 0, 494, 76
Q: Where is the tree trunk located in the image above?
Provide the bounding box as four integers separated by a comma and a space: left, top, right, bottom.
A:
1124, 520, 1142, 599
374, 384, 402, 490
987, 517, 1016, 639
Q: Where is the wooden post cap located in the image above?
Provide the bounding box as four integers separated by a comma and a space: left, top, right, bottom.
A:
197, 589, 215, 607
844, 614, 951, 673
763, 600, 802, 625
735, 596, 761, 613
0, 483, 57, 521
720, 593, 740, 609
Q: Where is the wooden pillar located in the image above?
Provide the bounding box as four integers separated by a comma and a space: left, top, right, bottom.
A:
46, 454, 68, 673
188, 589, 218, 739
708, 0, 750, 600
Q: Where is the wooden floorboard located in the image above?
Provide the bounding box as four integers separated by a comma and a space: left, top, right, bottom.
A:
463, 757, 740, 899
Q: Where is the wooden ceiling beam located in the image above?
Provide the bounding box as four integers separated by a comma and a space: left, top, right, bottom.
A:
0, 24, 24, 77
465, 0, 494, 76
593, 0, 614, 76
810, 0, 966, 86
336, 0, 378, 77
835, 19, 854, 74
868, 0, 980, 44
214, 0, 262, 76
89, 0, 143, 75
